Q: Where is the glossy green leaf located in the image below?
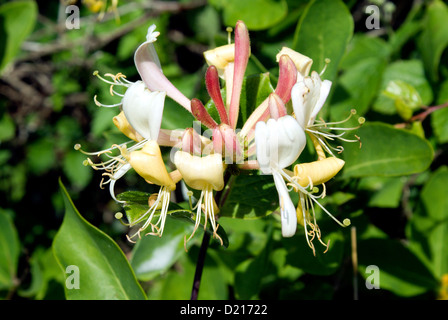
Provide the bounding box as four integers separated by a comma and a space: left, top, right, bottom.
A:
330, 57, 386, 120
431, 79, 448, 144
342, 122, 433, 178
219, 173, 279, 220
117, 191, 154, 225
52, 180, 147, 300
0, 210, 20, 291
358, 238, 438, 297
130, 216, 194, 281
420, 167, 448, 278
233, 224, 273, 299
362, 176, 407, 208
0, 0, 37, 73
150, 249, 228, 300
117, 191, 229, 248
239, 73, 275, 128
293, 0, 353, 82
383, 80, 423, 120
417, 0, 448, 82
373, 60, 433, 116
283, 230, 345, 276
217, 0, 288, 31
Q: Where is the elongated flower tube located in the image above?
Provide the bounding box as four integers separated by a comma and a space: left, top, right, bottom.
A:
117, 140, 179, 240
228, 20, 250, 129
213, 123, 243, 164
173, 151, 225, 246
240, 54, 297, 141
134, 24, 192, 113
255, 115, 306, 237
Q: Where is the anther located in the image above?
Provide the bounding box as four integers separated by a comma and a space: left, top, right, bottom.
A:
115, 212, 123, 219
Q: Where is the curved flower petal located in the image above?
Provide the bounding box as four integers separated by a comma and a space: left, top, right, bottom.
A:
174, 151, 225, 191
109, 163, 132, 203
255, 115, 306, 173
291, 71, 332, 129
273, 170, 297, 237
122, 81, 166, 141
134, 25, 191, 113
310, 77, 332, 124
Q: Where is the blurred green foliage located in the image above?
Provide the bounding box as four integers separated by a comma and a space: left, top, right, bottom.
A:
1, 0, 448, 301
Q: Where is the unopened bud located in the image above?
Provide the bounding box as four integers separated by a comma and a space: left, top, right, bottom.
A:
212, 124, 243, 164
181, 128, 202, 156
276, 47, 313, 77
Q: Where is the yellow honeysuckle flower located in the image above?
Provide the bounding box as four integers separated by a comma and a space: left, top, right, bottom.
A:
118, 140, 180, 240
173, 151, 225, 247
284, 157, 350, 255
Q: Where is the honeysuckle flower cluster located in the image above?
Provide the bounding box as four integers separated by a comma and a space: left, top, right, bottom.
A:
76, 20, 363, 254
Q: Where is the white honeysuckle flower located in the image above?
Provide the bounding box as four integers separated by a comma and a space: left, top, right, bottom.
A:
255, 116, 306, 174
291, 71, 364, 157
255, 115, 307, 237
121, 80, 166, 142
292, 71, 332, 131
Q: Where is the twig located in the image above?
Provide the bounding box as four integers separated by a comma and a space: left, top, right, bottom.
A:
190, 231, 211, 300
190, 169, 232, 300
351, 226, 358, 300
16, 0, 207, 63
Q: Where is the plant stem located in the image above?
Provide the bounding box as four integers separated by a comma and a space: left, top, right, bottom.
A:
190, 231, 211, 300
190, 169, 232, 300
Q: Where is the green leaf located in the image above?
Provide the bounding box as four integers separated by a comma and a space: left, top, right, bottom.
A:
219, 173, 279, 220
373, 60, 433, 116
293, 0, 353, 82
330, 57, 386, 120
130, 216, 194, 281
0, 113, 15, 142
364, 176, 407, 208
0, 0, 37, 73
283, 230, 345, 276
431, 79, 448, 144
233, 224, 273, 299
52, 180, 147, 300
358, 238, 438, 297
382, 80, 423, 120
339, 34, 391, 71
239, 73, 275, 128
218, 0, 288, 31
417, 0, 448, 82
0, 209, 20, 291
117, 191, 154, 226
342, 122, 433, 178
62, 150, 93, 191
117, 191, 229, 248
420, 167, 448, 278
